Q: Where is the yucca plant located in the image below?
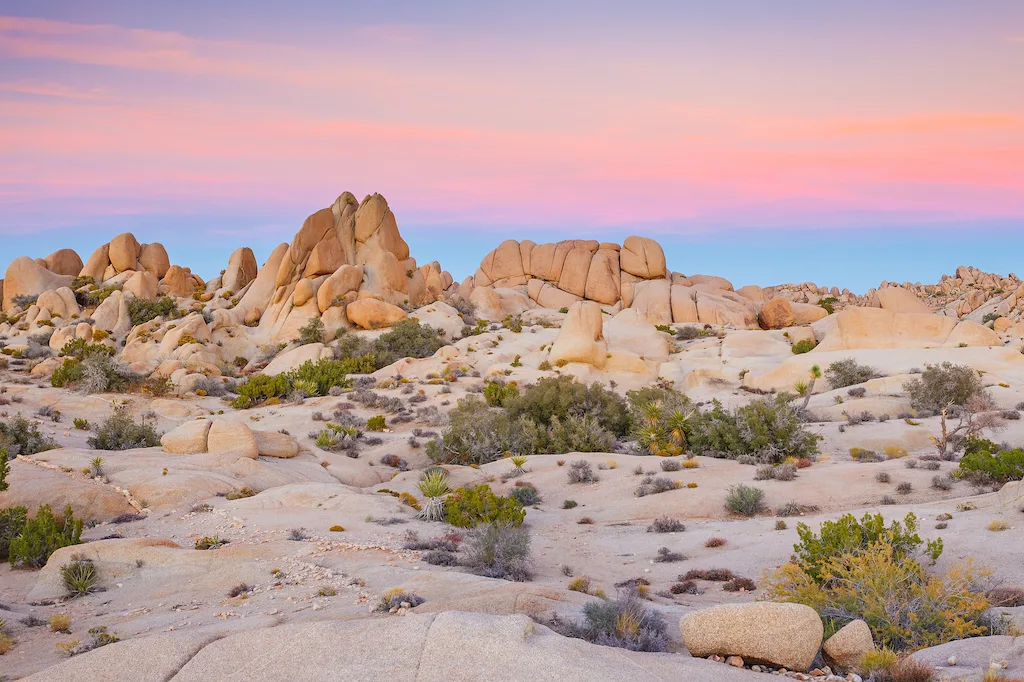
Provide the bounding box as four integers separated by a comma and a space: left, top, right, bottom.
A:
314, 430, 338, 449
88, 456, 104, 477
509, 454, 528, 475
61, 556, 98, 597
416, 469, 451, 521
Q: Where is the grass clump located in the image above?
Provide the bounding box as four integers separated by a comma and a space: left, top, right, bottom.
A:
567, 459, 599, 484
792, 339, 817, 354
48, 613, 71, 633
461, 522, 533, 581
825, 358, 877, 389
194, 535, 227, 550
724, 484, 765, 517
61, 555, 98, 596
647, 517, 684, 533
87, 405, 160, 450
560, 588, 669, 652
375, 587, 425, 612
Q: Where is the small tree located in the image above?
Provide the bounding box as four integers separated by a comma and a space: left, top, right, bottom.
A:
8, 504, 83, 569
930, 396, 1002, 460
297, 317, 325, 345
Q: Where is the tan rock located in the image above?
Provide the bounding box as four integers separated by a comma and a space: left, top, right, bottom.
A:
138, 242, 171, 278
42, 248, 84, 276
791, 302, 829, 325
292, 278, 320, 307
109, 232, 141, 272
816, 308, 999, 351
877, 285, 931, 314
347, 298, 407, 330
557, 247, 593, 298
160, 420, 212, 454
123, 270, 159, 300
619, 236, 666, 279
680, 602, 823, 671
2, 256, 73, 311
253, 430, 299, 458
823, 619, 874, 669
548, 301, 608, 368
604, 308, 669, 362
304, 236, 345, 277
161, 265, 196, 298
528, 279, 582, 310
689, 274, 734, 291
696, 291, 759, 329
317, 264, 363, 312
207, 420, 258, 459
480, 240, 526, 283
758, 298, 795, 330
736, 285, 765, 302
80, 243, 110, 281
36, 287, 80, 320
354, 193, 409, 260
222, 247, 258, 292
629, 279, 672, 325
670, 285, 699, 324
993, 317, 1012, 333
584, 248, 621, 305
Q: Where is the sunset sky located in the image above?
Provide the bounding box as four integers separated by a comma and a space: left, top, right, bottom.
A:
2, 1, 1023, 291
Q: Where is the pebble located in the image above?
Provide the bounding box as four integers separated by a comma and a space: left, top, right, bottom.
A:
947, 655, 957, 666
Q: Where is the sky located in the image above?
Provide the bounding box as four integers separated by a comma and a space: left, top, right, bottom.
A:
1, 1, 1023, 293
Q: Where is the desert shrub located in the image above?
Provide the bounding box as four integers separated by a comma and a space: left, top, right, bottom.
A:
675, 325, 706, 340
896, 481, 913, 494
0, 415, 59, 456
724, 484, 765, 516
792, 339, 817, 354
705, 537, 727, 547
366, 415, 386, 431
756, 463, 797, 481
376, 587, 425, 612
654, 546, 684, 563
545, 414, 617, 453
825, 358, 877, 389
660, 459, 682, 472
482, 379, 519, 407
563, 588, 669, 652
426, 397, 540, 465
876, 471, 892, 483
87, 406, 161, 450
194, 535, 227, 550
8, 504, 83, 568
509, 483, 541, 507
231, 373, 292, 409
687, 395, 821, 463
765, 541, 989, 651
461, 522, 532, 581
289, 359, 354, 396
903, 362, 985, 412
627, 386, 693, 456
127, 296, 180, 326
297, 317, 325, 345
647, 517, 684, 533
956, 437, 1024, 484
372, 319, 447, 367
443, 485, 525, 528
567, 459, 599, 484
636, 476, 678, 497
792, 512, 942, 583
722, 577, 757, 592
0, 506, 28, 560
931, 474, 954, 491
66, 353, 136, 393
848, 386, 867, 398
506, 375, 629, 436
0, 446, 8, 493
61, 556, 98, 596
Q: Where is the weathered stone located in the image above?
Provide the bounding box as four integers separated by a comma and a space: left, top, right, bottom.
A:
160, 420, 212, 454
823, 619, 874, 669
207, 420, 258, 459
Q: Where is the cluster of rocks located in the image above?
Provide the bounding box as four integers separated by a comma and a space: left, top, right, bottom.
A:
160, 419, 298, 459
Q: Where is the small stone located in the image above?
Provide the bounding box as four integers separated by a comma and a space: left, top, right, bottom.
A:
726, 656, 744, 668
946, 655, 958, 666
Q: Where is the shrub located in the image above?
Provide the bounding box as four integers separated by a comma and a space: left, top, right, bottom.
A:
988, 519, 1010, 532
647, 517, 684, 533
194, 535, 226, 550
931, 474, 954, 491
8, 504, 83, 568
372, 319, 447, 367
506, 375, 629, 436
0, 506, 28, 560
675, 326, 706, 341
562, 500, 578, 509
660, 459, 682, 472
792, 339, 817, 354
876, 471, 892, 483
722, 577, 756, 592
0, 414, 60, 456
957, 438, 1024, 484
825, 358, 877, 389
426, 397, 540, 465
73, 417, 90, 430
636, 476, 678, 497
289, 358, 354, 396
510, 484, 541, 507
896, 481, 913, 495
127, 296, 180, 326
654, 547, 684, 563
366, 415, 386, 431
61, 556, 98, 596
705, 537, 727, 548
443, 485, 525, 528
231, 373, 293, 409
791, 512, 942, 583
567, 459, 599, 484
544, 414, 617, 454
765, 541, 989, 652
482, 379, 519, 407
88, 406, 160, 450
724, 484, 765, 516
416, 469, 451, 521
903, 362, 985, 412
0, 446, 7, 493
626, 386, 693, 456
687, 395, 821, 463
48, 613, 71, 633
562, 588, 670, 652
461, 522, 532, 581
376, 587, 425, 612
297, 317, 325, 345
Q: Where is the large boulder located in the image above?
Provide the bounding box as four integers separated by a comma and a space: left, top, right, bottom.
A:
548, 301, 608, 368
877, 285, 931, 314
758, 298, 795, 329
697, 291, 759, 329
347, 298, 407, 330
222, 247, 258, 292
619, 236, 666, 279
670, 285, 699, 323
207, 421, 258, 459
160, 420, 212, 454
80, 243, 111, 281
584, 248, 621, 304
253, 430, 299, 458
317, 265, 363, 313
604, 308, 669, 362
2, 256, 73, 311
123, 270, 159, 300
680, 602, 823, 671
138, 243, 171, 279
42, 248, 84, 276
161, 265, 197, 298
36, 287, 80, 320
815, 308, 1000, 351
629, 279, 672, 325
790, 302, 829, 325
109, 232, 141, 272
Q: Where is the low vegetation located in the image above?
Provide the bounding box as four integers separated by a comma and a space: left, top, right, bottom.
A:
825, 358, 877, 389
903, 362, 986, 413
461, 522, 532, 581
443, 485, 525, 528
8, 504, 83, 569
87, 405, 161, 450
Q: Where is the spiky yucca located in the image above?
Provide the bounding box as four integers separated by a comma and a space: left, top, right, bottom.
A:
416, 469, 451, 521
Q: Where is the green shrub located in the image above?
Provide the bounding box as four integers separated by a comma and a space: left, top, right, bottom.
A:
372, 319, 447, 367
0, 415, 60, 456
461, 522, 533, 581
792, 512, 942, 584
59, 338, 114, 360
0, 506, 28, 560
443, 484, 525, 528
52, 353, 135, 393
61, 556, 98, 596
289, 358, 353, 396
502, 315, 523, 333
627, 386, 692, 456
426, 397, 540, 465
0, 446, 8, 492
903, 362, 985, 412
51, 358, 85, 388
483, 380, 519, 407
724, 484, 765, 516
825, 358, 877, 389
231, 373, 293, 409
127, 296, 181, 326
73, 417, 90, 430
818, 297, 838, 314
366, 415, 386, 431
545, 414, 616, 453
506, 375, 628, 436
83, 285, 121, 308
562, 588, 669, 652
956, 437, 1024, 484
297, 317, 325, 345
509, 484, 541, 506
687, 395, 821, 463
792, 339, 817, 354
87, 406, 161, 450
8, 504, 83, 568
70, 275, 95, 290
